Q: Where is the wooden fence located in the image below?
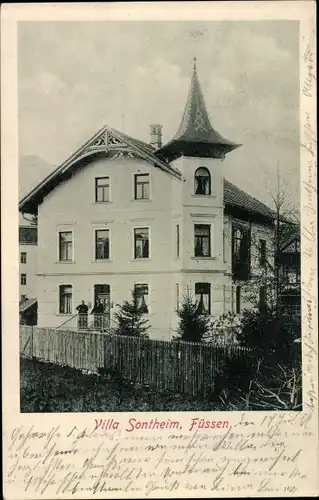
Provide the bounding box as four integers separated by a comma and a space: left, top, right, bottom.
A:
20, 326, 248, 397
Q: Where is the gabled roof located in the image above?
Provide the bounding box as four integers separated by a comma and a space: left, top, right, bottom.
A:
19, 121, 275, 223
156, 60, 241, 161
19, 125, 181, 214
224, 179, 276, 220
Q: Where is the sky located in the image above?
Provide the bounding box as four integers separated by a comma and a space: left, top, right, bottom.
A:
18, 20, 300, 208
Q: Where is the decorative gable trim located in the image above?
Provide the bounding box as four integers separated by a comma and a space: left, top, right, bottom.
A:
58, 126, 181, 175
61, 127, 139, 172
19, 124, 181, 214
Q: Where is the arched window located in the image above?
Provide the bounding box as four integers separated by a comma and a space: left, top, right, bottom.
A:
194, 167, 211, 195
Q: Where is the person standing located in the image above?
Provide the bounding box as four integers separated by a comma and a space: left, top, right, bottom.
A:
76, 300, 89, 329
91, 298, 104, 330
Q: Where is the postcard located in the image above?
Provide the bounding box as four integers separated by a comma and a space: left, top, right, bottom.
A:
1, 1, 318, 498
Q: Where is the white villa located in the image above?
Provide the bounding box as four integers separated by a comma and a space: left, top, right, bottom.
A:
19, 61, 277, 340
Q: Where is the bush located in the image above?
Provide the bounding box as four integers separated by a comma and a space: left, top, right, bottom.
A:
210, 311, 239, 345
236, 307, 301, 367
213, 307, 302, 410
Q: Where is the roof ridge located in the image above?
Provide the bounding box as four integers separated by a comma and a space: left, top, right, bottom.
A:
108, 127, 181, 178
108, 127, 156, 152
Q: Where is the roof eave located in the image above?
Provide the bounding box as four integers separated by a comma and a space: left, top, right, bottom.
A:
224, 202, 275, 223
156, 140, 241, 162
19, 200, 39, 215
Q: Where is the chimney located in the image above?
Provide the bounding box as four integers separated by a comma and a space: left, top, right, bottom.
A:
149, 124, 163, 149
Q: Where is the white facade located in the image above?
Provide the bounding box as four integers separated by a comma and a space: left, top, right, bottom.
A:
36, 154, 239, 339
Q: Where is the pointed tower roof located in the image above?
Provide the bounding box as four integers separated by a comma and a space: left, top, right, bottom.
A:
156, 59, 241, 162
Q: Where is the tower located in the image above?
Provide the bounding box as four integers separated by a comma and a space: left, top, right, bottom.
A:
157, 59, 241, 318
157, 58, 240, 161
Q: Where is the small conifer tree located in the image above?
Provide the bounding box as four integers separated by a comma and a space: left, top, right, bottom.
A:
174, 291, 211, 342
114, 290, 150, 337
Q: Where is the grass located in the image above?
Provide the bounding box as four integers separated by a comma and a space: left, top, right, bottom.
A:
20, 357, 233, 412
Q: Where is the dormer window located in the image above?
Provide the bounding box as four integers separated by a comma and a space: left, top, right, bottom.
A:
194, 167, 211, 195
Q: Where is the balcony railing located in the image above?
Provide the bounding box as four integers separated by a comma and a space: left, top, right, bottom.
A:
78, 313, 110, 332
279, 282, 301, 296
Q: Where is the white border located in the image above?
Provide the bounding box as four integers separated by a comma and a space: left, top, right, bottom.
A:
1, 3, 317, 499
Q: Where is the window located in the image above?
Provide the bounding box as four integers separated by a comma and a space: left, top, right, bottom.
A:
259, 286, 266, 312
232, 225, 250, 280
134, 284, 149, 313
194, 224, 211, 257
21, 252, 27, 264
194, 167, 211, 195
21, 273, 27, 286
291, 303, 301, 316
19, 226, 37, 244
59, 285, 72, 314
176, 283, 180, 310
134, 228, 149, 259
233, 228, 243, 257
282, 266, 301, 285
59, 231, 73, 261
176, 225, 180, 258
259, 239, 267, 266
288, 271, 297, 284
236, 286, 241, 314
223, 284, 226, 311
94, 284, 111, 314
95, 177, 110, 202
195, 283, 211, 314
95, 229, 110, 260
223, 229, 227, 262
134, 174, 150, 200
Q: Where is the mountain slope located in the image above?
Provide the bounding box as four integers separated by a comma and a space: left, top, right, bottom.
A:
19, 155, 55, 199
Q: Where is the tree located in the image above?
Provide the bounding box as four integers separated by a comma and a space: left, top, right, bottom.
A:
236, 307, 300, 362
114, 290, 150, 337
214, 307, 302, 410
214, 167, 301, 410
174, 291, 211, 342
241, 164, 300, 313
